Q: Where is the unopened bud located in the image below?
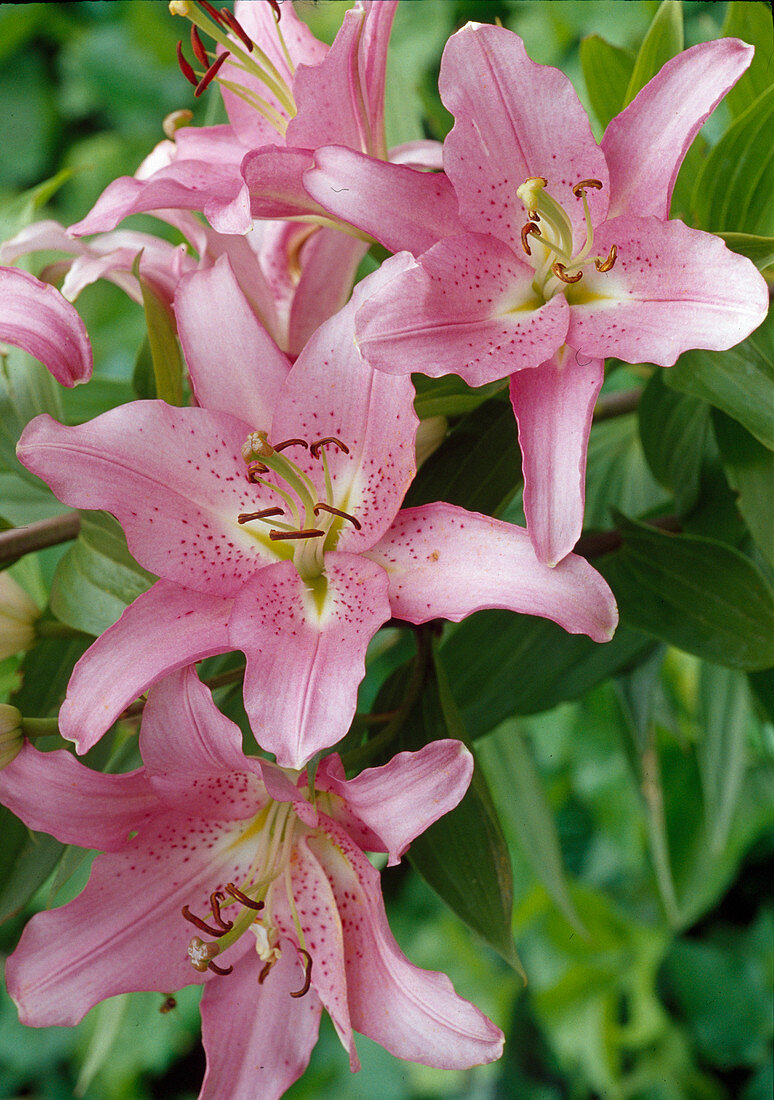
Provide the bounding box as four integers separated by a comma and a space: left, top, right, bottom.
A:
415, 416, 447, 470
163, 109, 194, 139
0, 705, 23, 769
0, 574, 40, 660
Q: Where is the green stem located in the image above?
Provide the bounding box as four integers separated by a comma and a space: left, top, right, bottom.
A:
0, 512, 80, 563
21, 716, 60, 739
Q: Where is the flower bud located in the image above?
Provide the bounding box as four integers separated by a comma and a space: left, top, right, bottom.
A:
0, 704, 23, 769
0, 574, 40, 660
415, 416, 447, 470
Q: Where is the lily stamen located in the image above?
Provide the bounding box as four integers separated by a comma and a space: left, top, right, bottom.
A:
595, 244, 618, 272
310, 437, 349, 458
238, 507, 285, 525
182, 904, 230, 938
521, 222, 542, 256
313, 503, 361, 530
273, 438, 309, 453
218, 6, 254, 53
551, 262, 583, 284
187, 935, 233, 975
572, 178, 603, 198
209, 890, 233, 933
195, 51, 231, 97
290, 949, 313, 998
225, 882, 265, 911
190, 24, 209, 65
269, 528, 325, 541
176, 42, 198, 87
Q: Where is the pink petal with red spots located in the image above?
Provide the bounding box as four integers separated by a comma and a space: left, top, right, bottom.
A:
58, 580, 234, 753
175, 256, 291, 425
440, 23, 608, 255
310, 816, 505, 1068
272, 832, 358, 1069
230, 555, 391, 768
0, 744, 157, 851
304, 146, 465, 254
366, 503, 618, 642
0, 266, 92, 386
6, 811, 257, 1027
509, 348, 604, 566
200, 946, 323, 1100
17, 405, 277, 596
270, 261, 418, 552
567, 216, 769, 367
602, 39, 754, 220
258, 760, 319, 828
354, 233, 569, 386
319, 740, 473, 865
288, 1, 396, 159
139, 667, 265, 820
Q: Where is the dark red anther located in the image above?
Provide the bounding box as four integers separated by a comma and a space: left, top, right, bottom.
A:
313, 503, 362, 531
238, 507, 285, 524
195, 50, 231, 97
258, 959, 274, 984
572, 177, 603, 198
220, 7, 255, 51
269, 528, 325, 541
551, 261, 583, 285
225, 882, 265, 911
247, 460, 269, 481
289, 949, 313, 998
207, 959, 234, 975
310, 437, 350, 458
198, 0, 226, 25
520, 221, 542, 257
176, 42, 198, 87
268, 0, 282, 21
159, 995, 177, 1014
210, 890, 233, 932
182, 904, 230, 938
273, 438, 309, 453
190, 24, 209, 66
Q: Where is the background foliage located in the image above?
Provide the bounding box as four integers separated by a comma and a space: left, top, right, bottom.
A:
0, 2, 772, 1098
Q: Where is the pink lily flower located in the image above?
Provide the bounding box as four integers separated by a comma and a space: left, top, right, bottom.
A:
70, 2, 450, 255
0, 265, 92, 386
17, 259, 618, 766
1, 667, 504, 1097
344, 26, 769, 565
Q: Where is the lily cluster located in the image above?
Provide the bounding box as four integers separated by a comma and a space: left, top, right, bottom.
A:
0, 3, 767, 1098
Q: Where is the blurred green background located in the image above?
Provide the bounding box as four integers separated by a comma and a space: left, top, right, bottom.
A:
0, 3, 772, 1098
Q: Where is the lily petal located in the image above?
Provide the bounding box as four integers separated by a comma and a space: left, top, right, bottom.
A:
305, 146, 465, 254
0, 267, 92, 386
509, 348, 604, 565
568, 216, 769, 366
200, 946, 323, 1100
287, 227, 369, 357
441, 22, 608, 253
17, 405, 275, 595
230, 555, 391, 769
319, 741, 473, 866
6, 813, 255, 1027
354, 234, 569, 386
140, 668, 263, 819
311, 816, 505, 1068
602, 38, 755, 220
0, 744, 157, 851
242, 146, 330, 220
175, 256, 291, 424
366, 503, 618, 642
59, 580, 234, 753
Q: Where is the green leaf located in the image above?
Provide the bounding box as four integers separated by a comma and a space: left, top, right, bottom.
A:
442, 611, 655, 739
0, 805, 64, 925
478, 718, 585, 934
11, 633, 90, 718
132, 333, 157, 400
623, 0, 683, 107
50, 511, 155, 636
696, 663, 752, 853
0, 348, 62, 477
584, 410, 671, 530
717, 232, 774, 271
722, 1, 774, 119
412, 375, 506, 420
665, 310, 774, 450
691, 83, 774, 236
579, 35, 635, 131
748, 666, 774, 724
134, 255, 183, 407
404, 396, 521, 515
713, 409, 774, 566
638, 370, 710, 513
399, 646, 521, 971
598, 512, 774, 669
